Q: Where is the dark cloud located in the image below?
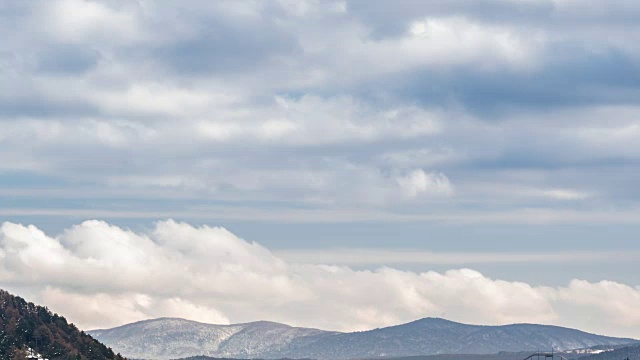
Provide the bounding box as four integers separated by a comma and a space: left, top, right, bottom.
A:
364, 45, 640, 117
347, 0, 555, 38
36, 44, 101, 74
0, 97, 96, 118
136, 3, 302, 75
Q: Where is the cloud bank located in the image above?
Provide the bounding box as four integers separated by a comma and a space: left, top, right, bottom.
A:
1, 220, 639, 338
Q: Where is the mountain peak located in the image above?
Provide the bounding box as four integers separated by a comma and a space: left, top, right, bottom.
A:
414, 317, 460, 324
397, 317, 469, 329
91, 316, 214, 332
238, 320, 291, 327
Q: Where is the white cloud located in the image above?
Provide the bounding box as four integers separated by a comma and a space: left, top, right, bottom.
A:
90, 82, 233, 117
2, 220, 640, 337
542, 189, 592, 200
42, 0, 145, 45
0, 118, 154, 148
404, 16, 541, 70
194, 95, 442, 145
577, 124, 640, 158
378, 148, 463, 167
554, 280, 640, 330
1, 93, 441, 148
396, 169, 454, 198
40, 289, 231, 329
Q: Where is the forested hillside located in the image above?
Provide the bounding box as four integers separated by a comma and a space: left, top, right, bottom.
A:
0, 289, 125, 360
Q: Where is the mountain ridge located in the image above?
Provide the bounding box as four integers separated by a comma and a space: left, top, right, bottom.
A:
89, 317, 338, 360
89, 317, 637, 360
90, 318, 298, 333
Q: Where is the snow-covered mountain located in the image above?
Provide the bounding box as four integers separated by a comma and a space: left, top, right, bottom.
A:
88, 318, 337, 360
89, 317, 637, 360
278, 318, 636, 360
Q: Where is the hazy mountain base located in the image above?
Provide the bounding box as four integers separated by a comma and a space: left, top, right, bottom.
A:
171, 353, 570, 360
172, 345, 640, 360
378, 345, 640, 360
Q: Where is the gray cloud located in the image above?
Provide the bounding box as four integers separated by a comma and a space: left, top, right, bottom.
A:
0, 0, 639, 295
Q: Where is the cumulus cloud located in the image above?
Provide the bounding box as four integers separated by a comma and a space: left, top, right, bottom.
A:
1, 220, 640, 338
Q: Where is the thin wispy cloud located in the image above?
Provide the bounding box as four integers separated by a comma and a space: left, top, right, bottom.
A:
274, 248, 640, 266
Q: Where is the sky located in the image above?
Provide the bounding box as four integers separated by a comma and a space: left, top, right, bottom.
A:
0, 0, 639, 339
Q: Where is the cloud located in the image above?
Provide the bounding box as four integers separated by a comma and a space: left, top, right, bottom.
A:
556, 280, 640, 328
1, 0, 640, 222
396, 169, 454, 198
40, 289, 231, 329
275, 248, 640, 266
2, 220, 640, 338
378, 148, 463, 167
405, 16, 541, 70
542, 189, 592, 200
0, 94, 441, 146
40, 0, 145, 45
194, 95, 442, 145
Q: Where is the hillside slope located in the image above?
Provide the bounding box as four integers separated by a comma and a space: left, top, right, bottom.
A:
0, 289, 125, 360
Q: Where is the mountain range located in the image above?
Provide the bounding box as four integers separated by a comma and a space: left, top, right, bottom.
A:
89, 317, 638, 360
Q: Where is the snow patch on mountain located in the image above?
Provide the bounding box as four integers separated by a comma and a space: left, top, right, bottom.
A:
89, 317, 338, 360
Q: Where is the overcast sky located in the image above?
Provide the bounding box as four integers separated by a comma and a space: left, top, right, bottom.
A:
1, 0, 639, 338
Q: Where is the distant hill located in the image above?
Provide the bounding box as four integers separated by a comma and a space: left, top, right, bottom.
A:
0, 289, 126, 360
279, 318, 637, 360
173, 357, 249, 360
572, 344, 640, 360
89, 317, 637, 360
363, 352, 572, 360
